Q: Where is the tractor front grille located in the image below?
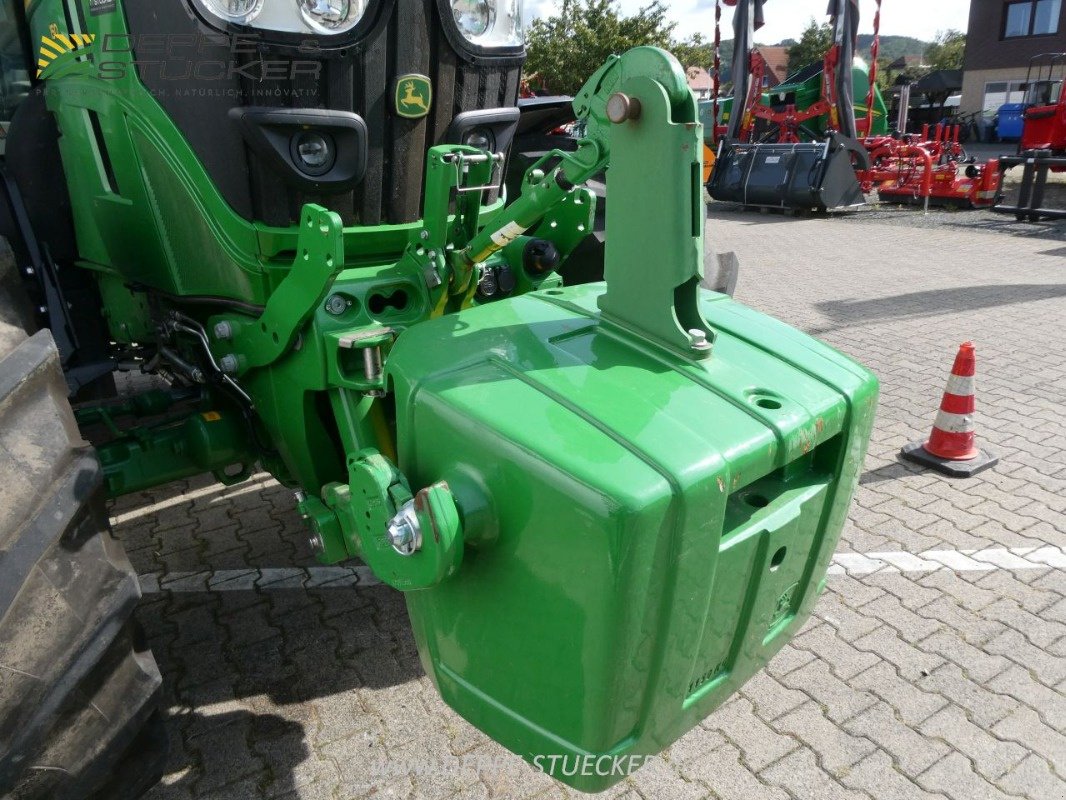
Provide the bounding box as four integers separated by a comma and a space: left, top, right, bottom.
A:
125, 1, 521, 227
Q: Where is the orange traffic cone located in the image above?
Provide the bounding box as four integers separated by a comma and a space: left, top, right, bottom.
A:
900, 342, 998, 477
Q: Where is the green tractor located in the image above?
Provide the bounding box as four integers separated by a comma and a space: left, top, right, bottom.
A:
0, 0, 878, 796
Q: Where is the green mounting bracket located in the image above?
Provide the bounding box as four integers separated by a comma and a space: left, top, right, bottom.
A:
226, 204, 345, 373
593, 48, 714, 357
526, 186, 597, 255
324, 326, 395, 394
305, 450, 463, 590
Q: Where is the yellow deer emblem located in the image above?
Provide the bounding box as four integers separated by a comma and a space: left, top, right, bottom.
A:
395, 74, 432, 119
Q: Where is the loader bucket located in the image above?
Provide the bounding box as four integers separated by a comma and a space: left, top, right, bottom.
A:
708, 136, 867, 211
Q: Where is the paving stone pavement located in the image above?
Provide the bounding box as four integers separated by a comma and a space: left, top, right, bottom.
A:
114, 207, 1066, 800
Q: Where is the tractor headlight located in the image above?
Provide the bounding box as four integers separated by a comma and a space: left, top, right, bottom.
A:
450, 0, 523, 48
291, 130, 337, 176
298, 0, 365, 34
202, 0, 265, 24
462, 127, 495, 152
192, 0, 367, 36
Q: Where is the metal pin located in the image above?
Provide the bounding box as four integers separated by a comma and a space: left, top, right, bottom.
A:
363, 345, 382, 385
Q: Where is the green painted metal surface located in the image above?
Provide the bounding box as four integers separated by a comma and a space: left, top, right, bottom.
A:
387, 284, 877, 790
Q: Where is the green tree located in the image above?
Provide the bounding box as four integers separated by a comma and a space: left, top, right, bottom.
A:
525, 0, 677, 95
786, 18, 833, 75
671, 32, 715, 72
924, 29, 965, 70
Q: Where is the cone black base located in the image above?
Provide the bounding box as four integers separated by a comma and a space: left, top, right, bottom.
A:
900, 441, 999, 478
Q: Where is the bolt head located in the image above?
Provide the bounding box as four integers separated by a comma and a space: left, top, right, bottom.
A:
325, 294, 348, 315
308, 533, 324, 554
219, 354, 239, 374
688, 328, 712, 351
214, 321, 233, 340
607, 92, 641, 124
387, 501, 422, 556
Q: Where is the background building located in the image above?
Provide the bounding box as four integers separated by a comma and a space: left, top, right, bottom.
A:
961, 0, 1066, 115
685, 66, 713, 100
757, 46, 790, 87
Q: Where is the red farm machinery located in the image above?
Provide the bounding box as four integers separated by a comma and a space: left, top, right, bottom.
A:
707, 0, 1001, 212
993, 52, 1066, 221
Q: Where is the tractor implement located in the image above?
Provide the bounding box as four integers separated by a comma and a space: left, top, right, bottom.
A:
993, 151, 1066, 221
862, 123, 1002, 210
707, 0, 1002, 213
0, 0, 878, 795
707, 0, 870, 212
992, 53, 1066, 221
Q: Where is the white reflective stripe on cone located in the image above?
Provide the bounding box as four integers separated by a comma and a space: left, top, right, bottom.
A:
944, 374, 975, 396
933, 409, 975, 433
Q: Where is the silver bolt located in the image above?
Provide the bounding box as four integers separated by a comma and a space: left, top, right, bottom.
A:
386, 500, 422, 556
607, 92, 641, 124
24, 266, 34, 277
214, 321, 233, 340
362, 345, 383, 385
325, 294, 348, 315
294, 490, 307, 504
37, 305, 47, 315
420, 230, 430, 240
688, 328, 712, 351
219, 354, 239, 374
308, 532, 324, 554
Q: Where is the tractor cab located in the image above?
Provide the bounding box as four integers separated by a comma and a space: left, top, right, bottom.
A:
1024, 78, 1062, 108
1020, 52, 1066, 154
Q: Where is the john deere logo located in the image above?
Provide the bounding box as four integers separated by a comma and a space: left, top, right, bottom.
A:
37, 23, 95, 78
395, 74, 432, 119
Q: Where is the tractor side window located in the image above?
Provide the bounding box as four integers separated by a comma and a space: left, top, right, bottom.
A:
0, 1, 32, 157
1026, 80, 1060, 106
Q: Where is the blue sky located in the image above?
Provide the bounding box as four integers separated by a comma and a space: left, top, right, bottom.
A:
526, 0, 973, 43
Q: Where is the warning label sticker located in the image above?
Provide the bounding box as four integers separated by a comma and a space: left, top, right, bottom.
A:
489, 221, 528, 249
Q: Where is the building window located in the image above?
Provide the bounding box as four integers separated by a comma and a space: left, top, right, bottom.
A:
982, 80, 1029, 111
1004, 0, 1061, 37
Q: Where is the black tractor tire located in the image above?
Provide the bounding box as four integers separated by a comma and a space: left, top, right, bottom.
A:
0, 241, 167, 800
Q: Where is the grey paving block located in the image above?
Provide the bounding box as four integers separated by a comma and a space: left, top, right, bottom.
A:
839, 750, 950, 800
992, 707, 1066, 776
702, 697, 800, 772
680, 743, 790, 800
919, 705, 1028, 781
842, 701, 949, 777
760, 747, 870, 800
770, 701, 877, 775
998, 754, 1066, 800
